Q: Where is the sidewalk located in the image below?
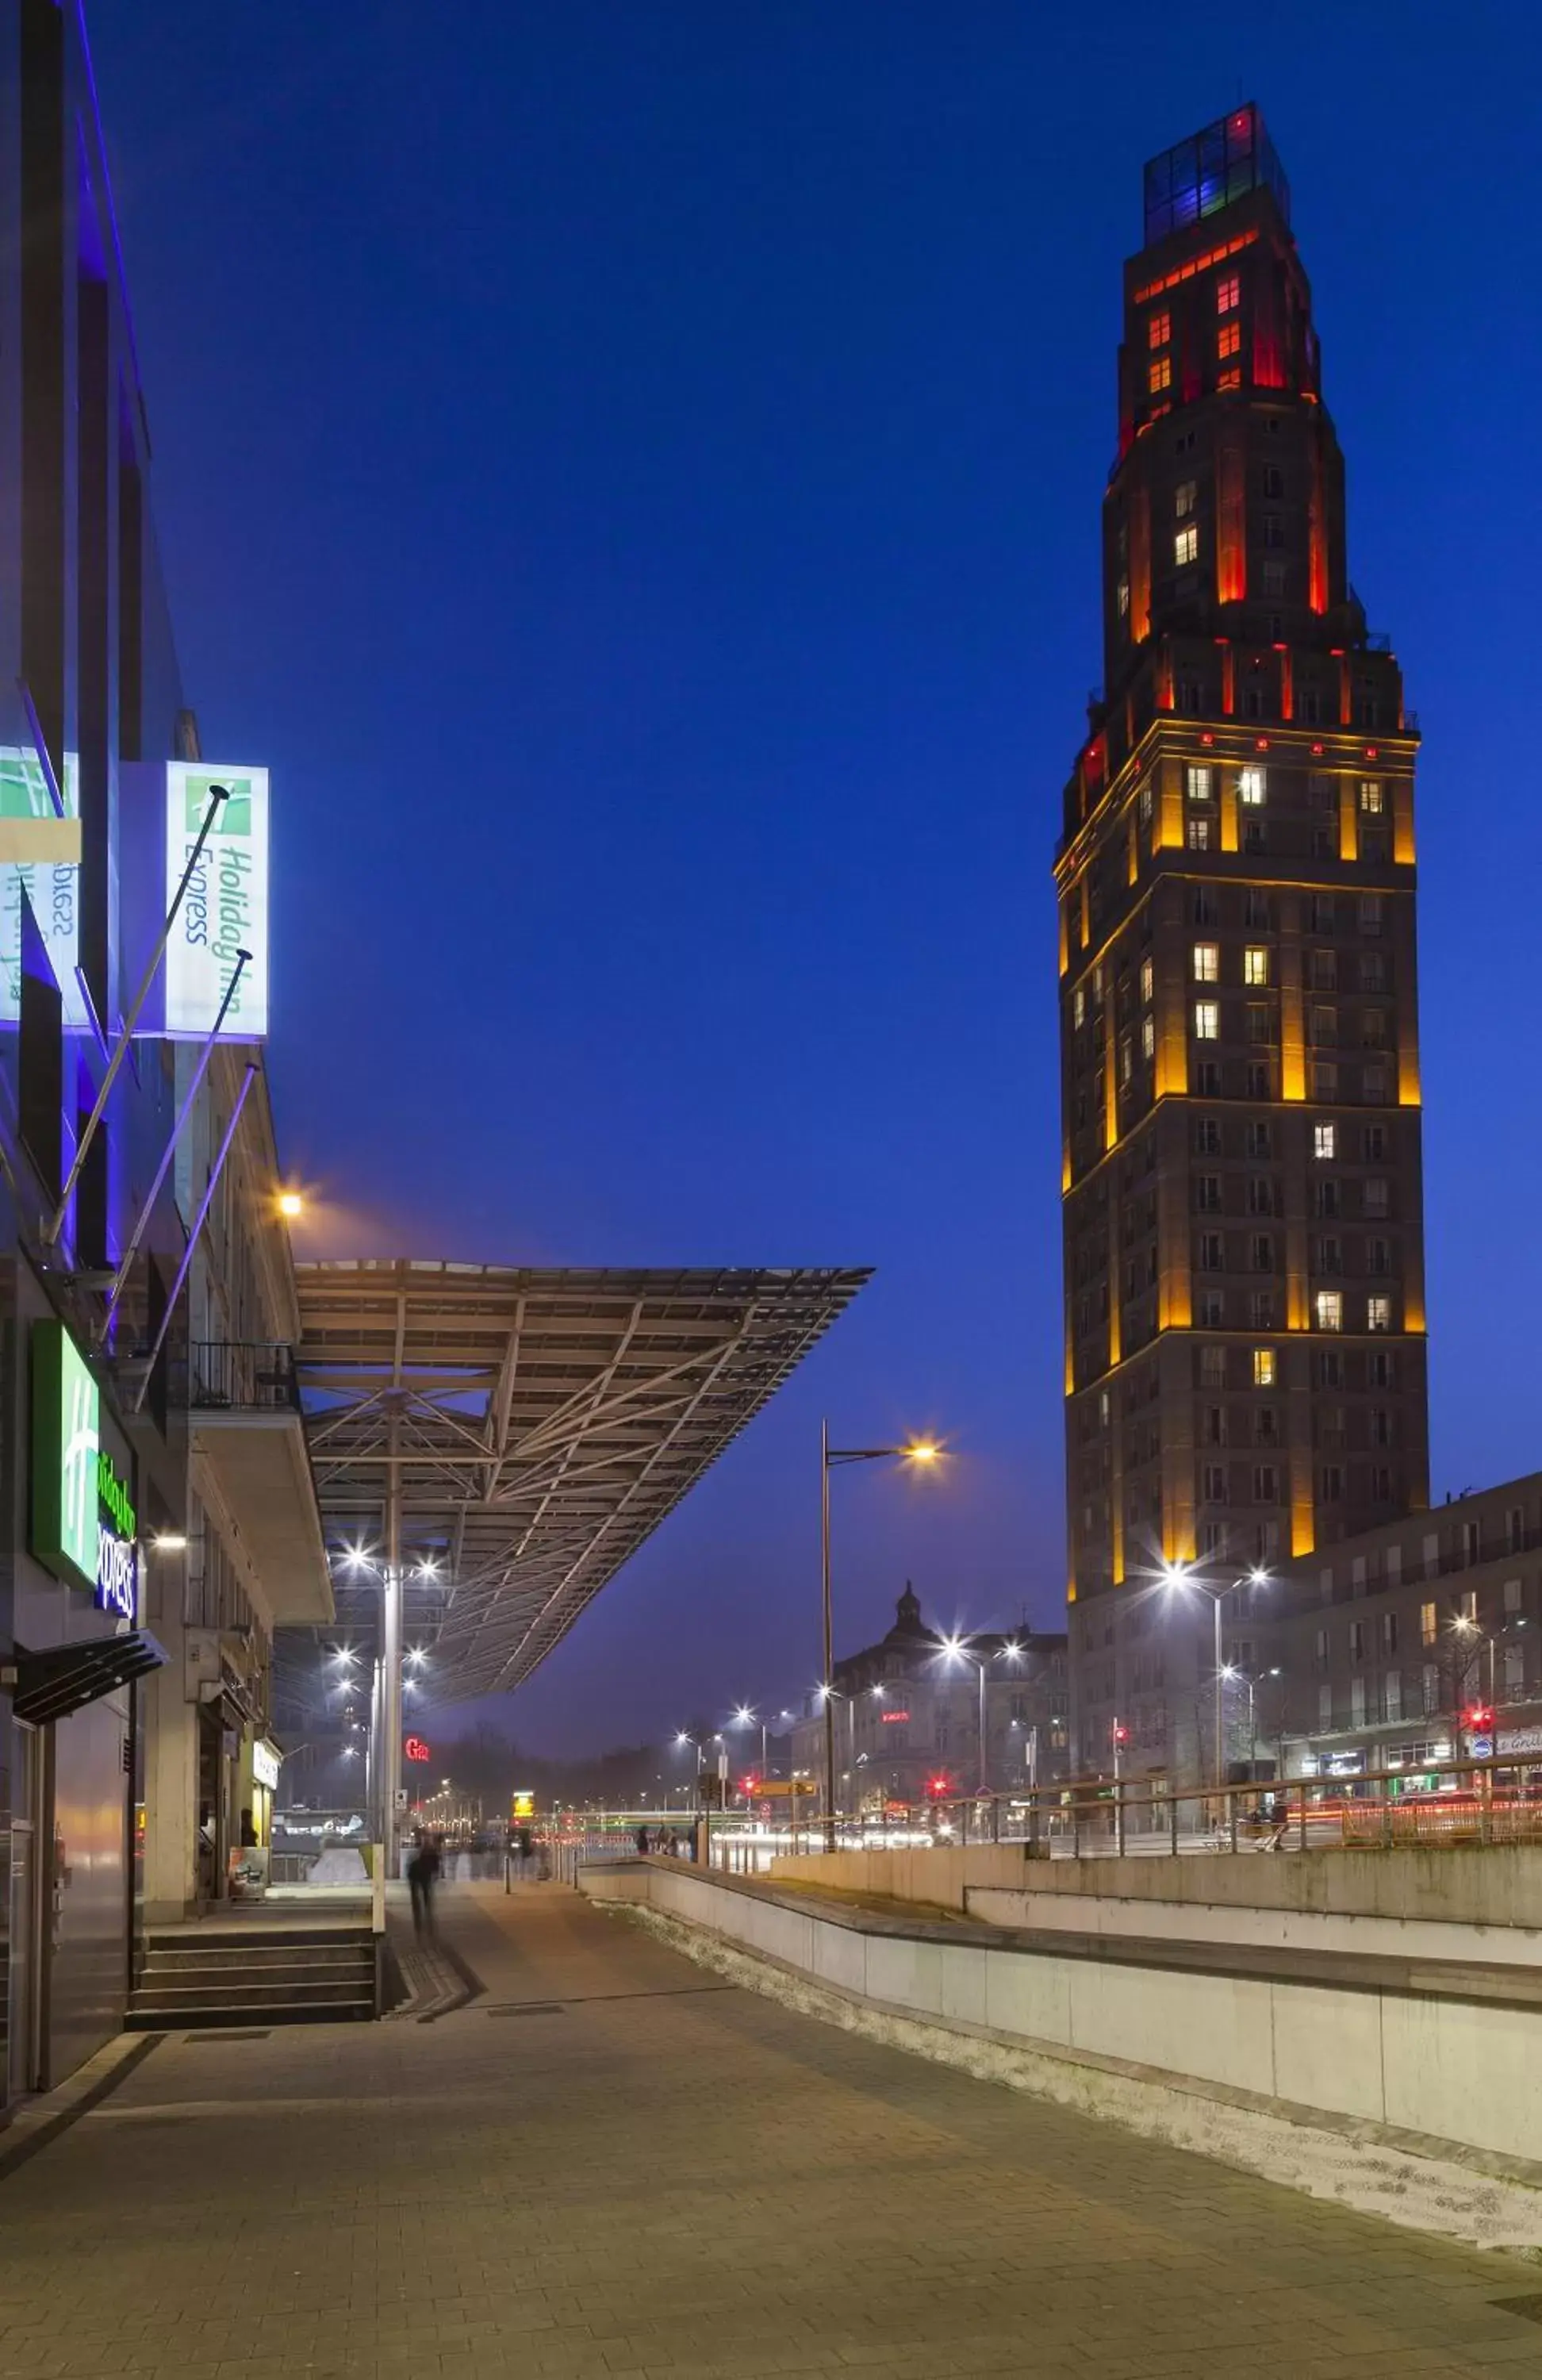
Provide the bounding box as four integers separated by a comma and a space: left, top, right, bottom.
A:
0, 1879, 1538, 2378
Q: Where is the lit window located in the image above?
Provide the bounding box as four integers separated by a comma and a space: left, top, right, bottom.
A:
1117, 577, 1130, 616
1420, 1601, 1437, 1647
1218, 319, 1241, 360
1186, 764, 1212, 802
1193, 1000, 1220, 1041
1140, 958, 1153, 1004
1243, 946, 1269, 987
1237, 766, 1266, 806
1217, 273, 1240, 313
1175, 480, 1197, 519
1141, 1014, 1155, 1061
1149, 355, 1172, 394
1072, 985, 1085, 1027
1218, 367, 1241, 391
1187, 816, 1211, 850
1138, 781, 1153, 823
1252, 1347, 1276, 1388
1192, 942, 1219, 983
1359, 779, 1384, 814
1314, 1291, 1343, 1333
1149, 309, 1171, 350
1175, 524, 1198, 566
1367, 1295, 1392, 1334
1313, 1122, 1336, 1161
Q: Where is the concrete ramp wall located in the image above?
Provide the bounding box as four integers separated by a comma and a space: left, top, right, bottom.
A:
581, 1859, 1542, 2212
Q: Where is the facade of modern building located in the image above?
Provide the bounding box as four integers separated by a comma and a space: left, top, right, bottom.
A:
788, 1587, 1070, 1810
1057, 106, 1429, 1784
136, 1048, 331, 1921
1226, 1476, 1542, 1786
0, 7, 324, 2095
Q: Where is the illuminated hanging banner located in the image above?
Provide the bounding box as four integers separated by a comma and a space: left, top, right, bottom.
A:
0, 748, 89, 1031
163, 763, 270, 1039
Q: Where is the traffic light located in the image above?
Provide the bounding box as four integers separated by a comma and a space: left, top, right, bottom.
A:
1463, 1704, 1494, 1735
1112, 1722, 1130, 1747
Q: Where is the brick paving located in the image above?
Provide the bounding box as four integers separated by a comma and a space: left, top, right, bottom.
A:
0, 1880, 1539, 2378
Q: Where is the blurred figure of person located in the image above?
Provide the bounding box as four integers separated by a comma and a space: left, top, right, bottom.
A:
517, 1825, 534, 1874
407, 1833, 441, 1937
635, 1823, 650, 1858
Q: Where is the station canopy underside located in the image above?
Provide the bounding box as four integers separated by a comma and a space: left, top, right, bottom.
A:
293, 1261, 869, 1703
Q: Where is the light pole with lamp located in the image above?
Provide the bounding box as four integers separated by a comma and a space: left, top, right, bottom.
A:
1160, 1562, 1272, 1802
820, 1425, 942, 1848
934, 1635, 1026, 1798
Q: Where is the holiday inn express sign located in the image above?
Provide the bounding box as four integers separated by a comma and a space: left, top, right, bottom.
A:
165, 763, 270, 1038
30, 1320, 139, 1619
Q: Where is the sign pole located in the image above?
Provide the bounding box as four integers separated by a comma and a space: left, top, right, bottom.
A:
96, 949, 249, 1343
44, 784, 228, 1247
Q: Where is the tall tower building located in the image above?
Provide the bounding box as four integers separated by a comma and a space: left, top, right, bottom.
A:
1056, 108, 1429, 1784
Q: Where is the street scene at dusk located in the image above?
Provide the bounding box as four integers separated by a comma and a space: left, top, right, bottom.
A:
3, 4, 1542, 2374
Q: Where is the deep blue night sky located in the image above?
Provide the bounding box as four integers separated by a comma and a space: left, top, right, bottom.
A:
90, 3, 1542, 1755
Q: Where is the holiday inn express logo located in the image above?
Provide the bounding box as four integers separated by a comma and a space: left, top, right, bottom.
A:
185, 774, 254, 836
31, 1319, 101, 1591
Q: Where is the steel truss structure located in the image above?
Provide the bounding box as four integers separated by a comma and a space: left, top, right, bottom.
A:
293, 1261, 869, 1703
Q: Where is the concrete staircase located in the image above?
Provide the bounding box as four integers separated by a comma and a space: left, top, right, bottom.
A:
128, 1922, 378, 2029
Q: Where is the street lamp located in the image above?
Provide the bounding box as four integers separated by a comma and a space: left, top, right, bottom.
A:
821, 1423, 942, 1847
934, 1634, 1023, 1795
732, 1703, 769, 1793
1450, 1613, 1498, 1709
1160, 1561, 1272, 1795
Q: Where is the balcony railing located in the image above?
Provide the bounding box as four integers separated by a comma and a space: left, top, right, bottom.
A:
189, 1341, 301, 1415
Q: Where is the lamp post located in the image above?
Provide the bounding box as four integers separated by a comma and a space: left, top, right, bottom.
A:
820, 1423, 942, 1848
1160, 1563, 1272, 1799
934, 1635, 1025, 1796
1450, 1614, 1498, 1710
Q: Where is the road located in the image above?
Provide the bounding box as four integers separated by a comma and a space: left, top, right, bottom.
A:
1, 1881, 1537, 2377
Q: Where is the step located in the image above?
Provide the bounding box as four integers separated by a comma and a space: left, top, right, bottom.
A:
138, 1946, 372, 1976
142, 1927, 370, 1954
132, 1974, 372, 2006
127, 1999, 373, 2032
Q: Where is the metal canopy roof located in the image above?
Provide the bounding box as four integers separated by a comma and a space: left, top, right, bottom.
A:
294, 1261, 869, 1702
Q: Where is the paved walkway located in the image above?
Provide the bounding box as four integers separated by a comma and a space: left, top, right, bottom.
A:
2, 1881, 1540, 2378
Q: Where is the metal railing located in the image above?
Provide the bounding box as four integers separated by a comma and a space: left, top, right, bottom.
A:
189, 1340, 301, 1414
520, 1754, 1542, 1871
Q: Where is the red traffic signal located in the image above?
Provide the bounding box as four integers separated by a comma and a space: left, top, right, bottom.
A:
925, 1774, 952, 1798
1112, 1722, 1130, 1746
1463, 1705, 1494, 1734
740, 1776, 759, 1796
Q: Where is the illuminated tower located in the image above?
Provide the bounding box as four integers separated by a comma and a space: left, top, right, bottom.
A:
1056, 108, 1429, 1783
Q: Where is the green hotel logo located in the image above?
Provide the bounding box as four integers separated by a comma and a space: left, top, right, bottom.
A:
31, 1319, 101, 1591
186, 774, 254, 837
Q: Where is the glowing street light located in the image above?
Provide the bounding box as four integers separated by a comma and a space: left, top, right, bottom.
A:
277, 1190, 304, 1220
820, 1422, 946, 1842
1161, 1561, 1272, 1791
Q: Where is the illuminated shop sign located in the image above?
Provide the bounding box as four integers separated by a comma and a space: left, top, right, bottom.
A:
31, 1322, 139, 1618
31, 1320, 101, 1590
0, 747, 88, 1032
95, 1449, 139, 1622
403, 1735, 432, 1764
512, 1789, 535, 1821
880, 1708, 911, 1724
251, 1741, 282, 1792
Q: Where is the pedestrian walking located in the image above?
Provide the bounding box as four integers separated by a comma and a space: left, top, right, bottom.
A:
635, 1823, 650, 1857
407, 1833, 441, 1937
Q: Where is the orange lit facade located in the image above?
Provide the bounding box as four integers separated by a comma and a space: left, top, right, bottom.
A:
1057, 108, 1429, 1783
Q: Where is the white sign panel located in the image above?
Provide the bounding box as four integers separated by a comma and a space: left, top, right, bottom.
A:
0, 747, 88, 1030
164, 763, 269, 1038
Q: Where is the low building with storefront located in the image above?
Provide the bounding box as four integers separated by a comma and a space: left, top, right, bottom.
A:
1234, 1475, 1542, 1786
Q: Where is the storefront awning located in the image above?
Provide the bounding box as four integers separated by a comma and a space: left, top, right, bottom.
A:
10, 1630, 167, 1726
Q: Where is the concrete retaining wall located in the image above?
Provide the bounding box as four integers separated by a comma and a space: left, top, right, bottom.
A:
582, 1860, 1542, 2180
770, 1844, 1542, 1966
